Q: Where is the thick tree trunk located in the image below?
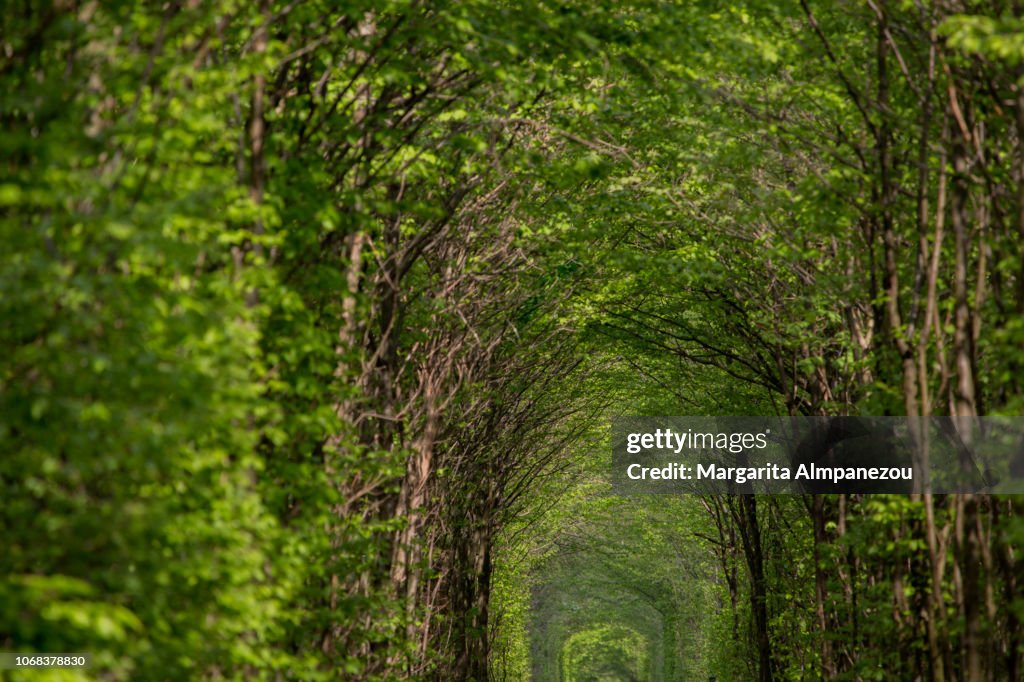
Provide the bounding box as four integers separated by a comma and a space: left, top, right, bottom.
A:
737, 495, 774, 682
811, 494, 835, 679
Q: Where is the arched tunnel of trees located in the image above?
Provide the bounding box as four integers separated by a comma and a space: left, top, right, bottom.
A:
524, 497, 716, 682
4, 1, 1024, 681
559, 625, 649, 682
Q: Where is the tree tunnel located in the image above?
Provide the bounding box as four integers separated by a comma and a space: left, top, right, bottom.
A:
561, 625, 648, 682
523, 494, 718, 681
530, 579, 664, 681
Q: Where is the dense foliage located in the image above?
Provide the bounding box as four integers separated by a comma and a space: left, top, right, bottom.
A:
2, 1, 1023, 681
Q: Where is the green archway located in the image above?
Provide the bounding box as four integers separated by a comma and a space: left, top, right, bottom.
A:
562, 624, 648, 682
524, 495, 717, 681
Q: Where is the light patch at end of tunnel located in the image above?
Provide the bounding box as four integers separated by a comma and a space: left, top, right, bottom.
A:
561, 624, 648, 682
